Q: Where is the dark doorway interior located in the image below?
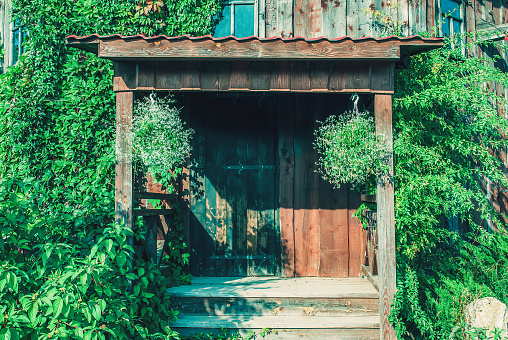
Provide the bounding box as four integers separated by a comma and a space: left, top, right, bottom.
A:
185, 93, 368, 278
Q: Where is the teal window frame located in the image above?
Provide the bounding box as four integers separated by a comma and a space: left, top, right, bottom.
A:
440, 0, 464, 38
214, 0, 258, 38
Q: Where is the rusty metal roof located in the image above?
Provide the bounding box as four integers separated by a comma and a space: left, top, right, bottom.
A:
66, 34, 444, 61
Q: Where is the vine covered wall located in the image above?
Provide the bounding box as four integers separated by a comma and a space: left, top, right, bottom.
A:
0, 1, 221, 338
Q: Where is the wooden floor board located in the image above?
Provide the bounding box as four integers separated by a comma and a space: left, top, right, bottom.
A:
167, 277, 379, 299
172, 314, 380, 329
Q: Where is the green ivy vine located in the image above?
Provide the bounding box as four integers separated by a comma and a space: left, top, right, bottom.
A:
0, 0, 221, 338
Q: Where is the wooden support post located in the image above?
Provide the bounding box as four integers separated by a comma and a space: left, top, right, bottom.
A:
115, 91, 134, 255
375, 94, 396, 340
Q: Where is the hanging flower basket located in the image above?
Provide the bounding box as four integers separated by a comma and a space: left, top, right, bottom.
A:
131, 95, 193, 183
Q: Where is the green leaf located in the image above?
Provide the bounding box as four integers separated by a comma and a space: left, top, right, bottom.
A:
83, 307, 92, 323
104, 239, 113, 253
116, 252, 126, 267
98, 299, 106, 312
92, 304, 101, 321
133, 284, 141, 296
28, 302, 38, 324
89, 244, 98, 259
53, 297, 64, 319
125, 273, 137, 280
138, 267, 145, 277
103, 286, 112, 297
80, 273, 90, 294
74, 328, 84, 338
2, 329, 11, 340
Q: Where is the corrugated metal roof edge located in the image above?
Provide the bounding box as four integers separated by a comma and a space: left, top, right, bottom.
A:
65, 33, 444, 44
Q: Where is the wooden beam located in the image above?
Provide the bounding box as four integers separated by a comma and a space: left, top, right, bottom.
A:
112, 60, 395, 94
115, 91, 134, 258
133, 209, 175, 217
374, 94, 396, 340
99, 39, 403, 61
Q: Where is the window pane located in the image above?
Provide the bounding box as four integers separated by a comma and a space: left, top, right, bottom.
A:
13, 29, 20, 65
441, 0, 461, 19
442, 17, 450, 36
453, 19, 461, 35
234, 4, 255, 37
214, 5, 232, 38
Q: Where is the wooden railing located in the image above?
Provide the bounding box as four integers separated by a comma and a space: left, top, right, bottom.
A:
133, 173, 178, 267
360, 194, 379, 292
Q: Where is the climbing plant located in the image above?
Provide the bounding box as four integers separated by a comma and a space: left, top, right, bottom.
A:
315, 32, 508, 338
389, 36, 508, 339
0, 0, 221, 338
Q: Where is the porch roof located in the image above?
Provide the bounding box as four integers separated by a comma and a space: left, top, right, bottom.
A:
66, 34, 443, 61
65, 34, 443, 94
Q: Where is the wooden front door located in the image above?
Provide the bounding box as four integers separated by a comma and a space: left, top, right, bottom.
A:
189, 94, 277, 276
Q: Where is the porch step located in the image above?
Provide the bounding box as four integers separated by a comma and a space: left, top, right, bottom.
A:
168, 277, 380, 339
173, 315, 380, 339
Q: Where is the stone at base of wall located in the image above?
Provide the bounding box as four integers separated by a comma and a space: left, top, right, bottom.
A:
465, 297, 508, 338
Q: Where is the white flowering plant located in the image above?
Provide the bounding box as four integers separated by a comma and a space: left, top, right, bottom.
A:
131, 95, 193, 187
314, 111, 387, 190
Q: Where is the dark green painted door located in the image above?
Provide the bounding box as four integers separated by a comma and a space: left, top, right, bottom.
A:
189, 94, 277, 276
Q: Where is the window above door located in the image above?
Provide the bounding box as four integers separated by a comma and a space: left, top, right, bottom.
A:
440, 0, 463, 37
214, 0, 258, 38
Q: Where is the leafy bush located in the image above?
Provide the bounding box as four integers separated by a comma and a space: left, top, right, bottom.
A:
0, 0, 222, 338
389, 36, 508, 338
314, 111, 388, 190
0, 178, 182, 339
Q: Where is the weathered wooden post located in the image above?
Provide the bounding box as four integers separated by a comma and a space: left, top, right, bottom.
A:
375, 94, 396, 340
115, 87, 134, 252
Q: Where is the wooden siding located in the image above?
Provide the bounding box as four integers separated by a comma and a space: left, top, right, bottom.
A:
288, 0, 429, 38
113, 60, 395, 93
182, 93, 368, 278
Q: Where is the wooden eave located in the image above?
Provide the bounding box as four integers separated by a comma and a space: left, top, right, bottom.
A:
66, 34, 443, 94
66, 34, 444, 61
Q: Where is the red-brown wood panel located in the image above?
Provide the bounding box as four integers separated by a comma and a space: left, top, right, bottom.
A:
156, 61, 182, 90
271, 61, 291, 91
181, 61, 201, 89
278, 94, 296, 277
318, 107, 350, 277
348, 187, 367, 277
230, 61, 250, 89
293, 94, 320, 277
291, 62, 311, 91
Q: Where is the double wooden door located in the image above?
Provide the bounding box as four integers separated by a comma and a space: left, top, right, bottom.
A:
189, 94, 277, 276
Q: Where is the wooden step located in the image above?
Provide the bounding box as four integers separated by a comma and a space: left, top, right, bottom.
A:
167, 277, 379, 299
174, 315, 380, 340
169, 277, 380, 339
172, 296, 379, 317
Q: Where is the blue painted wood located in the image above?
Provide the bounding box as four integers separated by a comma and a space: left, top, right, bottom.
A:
234, 4, 255, 37
214, 5, 232, 38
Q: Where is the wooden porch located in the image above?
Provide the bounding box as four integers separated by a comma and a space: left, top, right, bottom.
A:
168, 276, 380, 339
66, 33, 444, 339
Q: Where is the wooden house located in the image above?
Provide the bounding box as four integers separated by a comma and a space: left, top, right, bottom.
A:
3, 0, 506, 337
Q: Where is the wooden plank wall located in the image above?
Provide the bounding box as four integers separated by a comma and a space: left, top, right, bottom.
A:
281, 93, 368, 277
182, 93, 368, 277
266, 0, 431, 39
114, 60, 395, 94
